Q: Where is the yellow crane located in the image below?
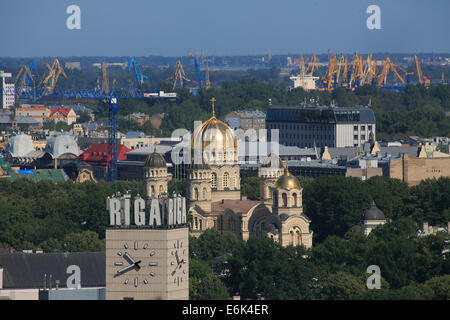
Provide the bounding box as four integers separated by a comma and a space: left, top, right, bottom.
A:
414, 55, 430, 86
15, 65, 34, 93
39, 58, 67, 94
306, 55, 318, 76
169, 60, 190, 89
102, 61, 109, 91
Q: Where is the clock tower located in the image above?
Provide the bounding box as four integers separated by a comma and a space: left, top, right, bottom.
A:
105, 226, 189, 300
105, 153, 189, 300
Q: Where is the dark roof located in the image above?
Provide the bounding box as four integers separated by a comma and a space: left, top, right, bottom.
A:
144, 152, 167, 168
0, 252, 105, 289
364, 201, 386, 221
266, 105, 375, 124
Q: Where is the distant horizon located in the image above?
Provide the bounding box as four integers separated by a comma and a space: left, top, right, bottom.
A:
1, 52, 450, 59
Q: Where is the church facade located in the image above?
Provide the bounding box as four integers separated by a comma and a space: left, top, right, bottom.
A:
143, 99, 313, 248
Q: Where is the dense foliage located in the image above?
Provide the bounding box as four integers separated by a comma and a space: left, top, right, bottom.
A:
0, 175, 448, 299
0, 178, 143, 251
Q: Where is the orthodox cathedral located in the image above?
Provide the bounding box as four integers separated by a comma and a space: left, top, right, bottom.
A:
142, 98, 313, 248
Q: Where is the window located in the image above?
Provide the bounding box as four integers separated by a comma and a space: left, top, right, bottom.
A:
368, 125, 372, 131
223, 172, 229, 188
354, 135, 358, 140
211, 172, 217, 188
202, 188, 207, 200
354, 126, 358, 131
361, 125, 365, 131
159, 185, 163, 194
361, 135, 366, 140
194, 188, 199, 200
293, 193, 297, 207
282, 193, 288, 207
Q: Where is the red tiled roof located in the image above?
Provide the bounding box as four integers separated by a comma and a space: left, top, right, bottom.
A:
76, 143, 132, 166
49, 107, 74, 118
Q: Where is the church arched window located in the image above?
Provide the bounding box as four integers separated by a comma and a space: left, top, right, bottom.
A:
151, 186, 155, 197
223, 172, 229, 188
159, 185, 163, 194
292, 193, 297, 207
282, 193, 288, 207
211, 172, 217, 189
202, 188, 207, 200
290, 230, 294, 246
296, 230, 301, 246
194, 188, 199, 200
195, 217, 198, 230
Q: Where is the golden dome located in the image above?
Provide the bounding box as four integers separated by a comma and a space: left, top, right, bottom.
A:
274, 160, 301, 190
191, 98, 237, 151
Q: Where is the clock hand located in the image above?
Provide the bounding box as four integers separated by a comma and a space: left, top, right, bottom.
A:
175, 251, 180, 264
171, 258, 186, 276
114, 260, 142, 277
123, 252, 136, 265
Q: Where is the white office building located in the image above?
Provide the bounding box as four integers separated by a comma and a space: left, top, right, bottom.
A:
266, 104, 376, 148
1, 71, 15, 109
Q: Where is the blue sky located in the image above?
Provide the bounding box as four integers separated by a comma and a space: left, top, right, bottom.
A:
1, 0, 449, 57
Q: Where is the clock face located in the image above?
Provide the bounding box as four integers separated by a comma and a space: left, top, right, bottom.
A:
114, 241, 158, 287
170, 239, 187, 287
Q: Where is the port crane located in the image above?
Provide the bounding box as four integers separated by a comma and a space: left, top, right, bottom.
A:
15, 59, 39, 93
194, 56, 210, 89
169, 60, 190, 89
414, 55, 430, 86
376, 57, 405, 88
2, 56, 177, 182
128, 57, 148, 87
39, 59, 68, 94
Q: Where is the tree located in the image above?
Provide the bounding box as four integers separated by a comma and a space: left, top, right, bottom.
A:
189, 259, 230, 300
241, 176, 260, 200
63, 231, 105, 252
303, 176, 371, 242
318, 271, 366, 300
424, 275, 450, 300
168, 179, 186, 197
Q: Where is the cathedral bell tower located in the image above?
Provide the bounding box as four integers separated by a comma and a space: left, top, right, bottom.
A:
144, 150, 168, 198
271, 160, 303, 217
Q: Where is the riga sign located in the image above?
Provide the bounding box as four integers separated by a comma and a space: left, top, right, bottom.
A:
107, 193, 187, 227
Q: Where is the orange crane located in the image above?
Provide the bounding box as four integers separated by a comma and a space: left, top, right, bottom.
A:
306, 55, 318, 76
376, 57, 405, 87
414, 55, 430, 86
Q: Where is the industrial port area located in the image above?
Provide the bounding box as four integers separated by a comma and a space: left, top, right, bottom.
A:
0, 0, 449, 310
